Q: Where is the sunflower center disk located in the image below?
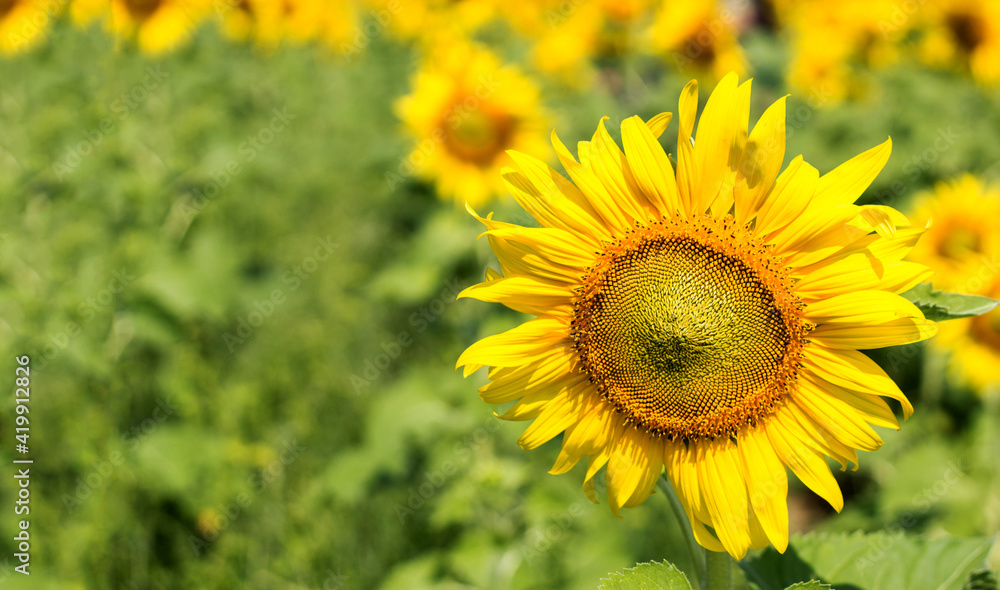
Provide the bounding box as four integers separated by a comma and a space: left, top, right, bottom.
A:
442, 106, 516, 166
573, 222, 807, 440
124, 0, 163, 19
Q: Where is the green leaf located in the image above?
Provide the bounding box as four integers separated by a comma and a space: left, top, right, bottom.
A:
741, 532, 995, 590
902, 283, 1000, 321
598, 561, 693, 590
784, 583, 831, 590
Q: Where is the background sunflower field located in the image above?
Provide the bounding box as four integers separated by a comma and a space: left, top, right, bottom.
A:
0, 0, 998, 588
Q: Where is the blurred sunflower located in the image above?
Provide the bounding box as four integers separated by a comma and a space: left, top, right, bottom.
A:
908, 175, 1000, 392
500, 0, 653, 85
318, 0, 360, 53
785, 0, 904, 103
648, 0, 747, 82
260, 0, 325, 46
917, 0, 1000, 86
457, 73, 936, 558
214, 0, 267, 43
215, 0, 345, 49
394, 40, 548, 207
368, 0, 496, 46
73, 0, 211, 54
0, 0, 62, 54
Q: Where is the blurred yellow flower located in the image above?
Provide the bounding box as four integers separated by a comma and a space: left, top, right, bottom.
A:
500, 0, 654, 85
785, 0, 905, 103
648, 0, 747, 82
73, 0, 211, 54
262, 0, 325, 45
195, 507, 223, 538
318, 0, 360, 53
909, 175, 1000, 392
214, 0, 354, 50
917, 0, 1000, 86
394, 41, 548, 206
366, 0, 495, 46
521, 2, 602, 83
214, 0, 265, 43
0, 0, 63, 54
458, 73, 935, 559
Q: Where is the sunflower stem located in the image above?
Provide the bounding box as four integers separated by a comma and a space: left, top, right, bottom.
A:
656, 475, 706, 589
704, 550, 734, 590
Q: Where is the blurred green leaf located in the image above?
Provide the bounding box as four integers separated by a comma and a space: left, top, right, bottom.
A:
597, 561, 692, 590
784, 583, 831, 590
963, 568, 999, 590
902, 284, 1000, 321
742, 532, 994, 590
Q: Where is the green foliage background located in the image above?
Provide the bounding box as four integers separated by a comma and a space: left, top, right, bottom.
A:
0, 20, 997, 590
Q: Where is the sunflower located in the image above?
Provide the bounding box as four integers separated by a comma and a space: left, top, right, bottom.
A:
515, 1, 603, 84
499, 0, 654, 86
456, 73, 936, 558
394, 40, 548, 207
73, 0, 211, 54
916, 0, 1000, 86
647, 0, 747, 83
214, 0, 340, 49
367, 0, 496, 46
0, 0, 62, 54
318, 0, 361, 54
257, 0, 326, 46
785, 0, 905, 103
214, 0, 265, 43
908, 175, 1000, 392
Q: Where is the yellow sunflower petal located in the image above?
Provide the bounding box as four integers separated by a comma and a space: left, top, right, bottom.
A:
780, 396, 860, 470
859, 205, 897, 238
791, 380, 884, 452
549, 445, 581, 475
646, 112, 673, 138
755, 156, 820, 238
479, 346, 578, 404
590, 117, 654, 223
623, 444, 664, 509
770, 204, 861, 256
676, 79, 699, 212
805, 290, 926, 326
812, 138, 893, 208
456, 318, 570, 374
484, 226, 593, 270
620, 115, 681, 217
460, 276, 574, 316
517, 381, 591, 449
607, 427, 653, 515
585, 419, 626, 483
698, 438, 751, 559
710, 78, 754, 216
766, 416, 844, 511
803, 345, 914, 418
664, 444, 728, 553
795, 258, 932, 301
692, 72, 740, 214
502, 155, 610, 243
501, 382, 572, 421
551, 129, 632, 231
740, 426, 789, 553
800, 371, 900, 430
735, 95, 787, 225
812, 318, 937, 350
561, 403, 617, 457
